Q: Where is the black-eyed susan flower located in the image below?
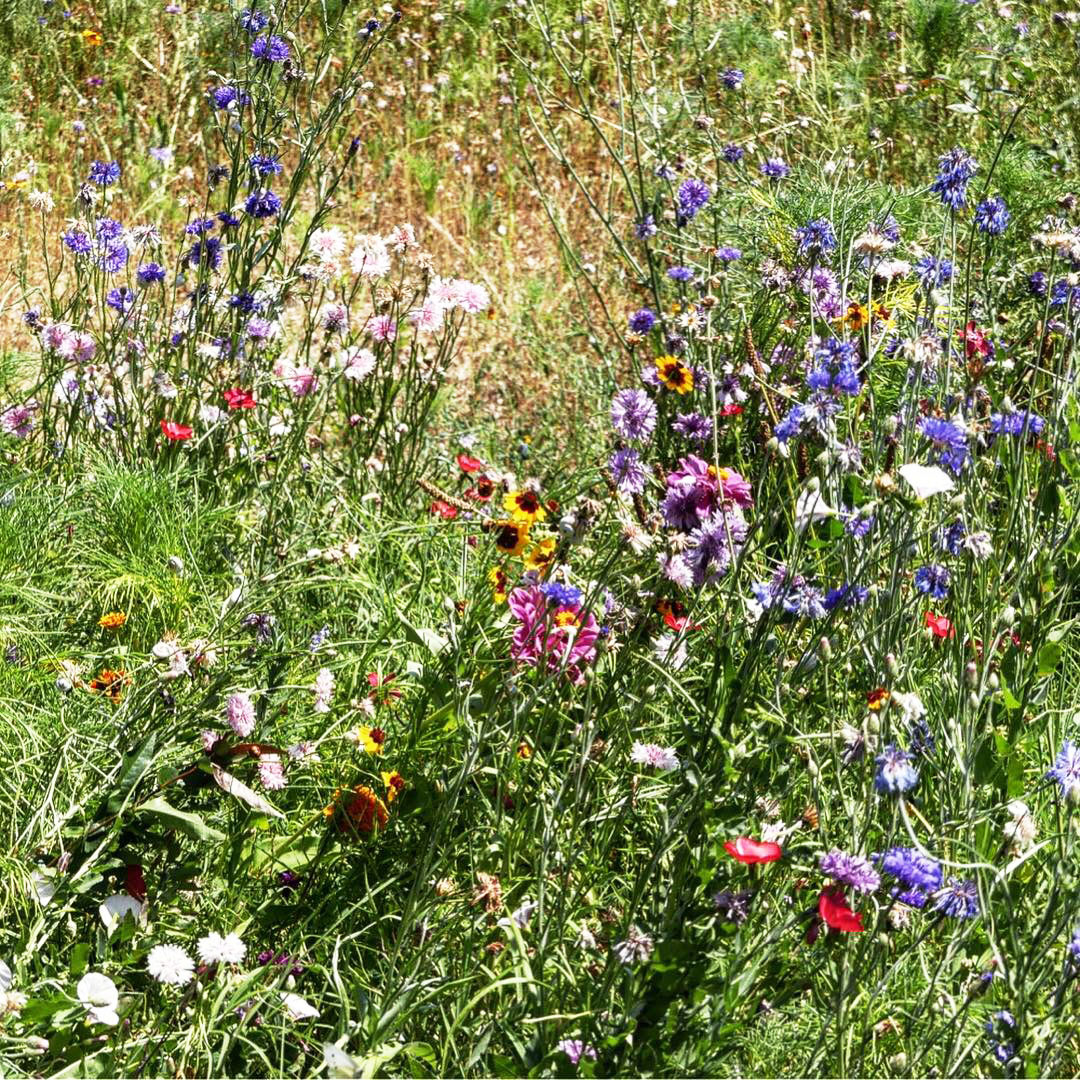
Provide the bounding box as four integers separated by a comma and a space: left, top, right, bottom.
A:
381, 770, 406, 802
490, 566, 509, 604
656, 355, 694, 394
503, 488, 546, 523
351, 725, 385, 754
493, 520, 530, 557
523, 536, 556, 574
81, 28, 104, 46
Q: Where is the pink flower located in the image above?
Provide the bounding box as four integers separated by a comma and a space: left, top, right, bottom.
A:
349, 235, 390, 278
1, 403, 36, 438
274, 359, 316, 397
226, 692, 255, 737
507, 586, 599, 684
43, 322, 73, 352
451, 279, 490, 313
60, 331, 97, 363
716, 467, 753, 507
339, 347, 376, 382
385, 223, 416, 253
365, 314, 397, 342
313, 667, 334, 713
630, 741, 680, 771
408, 301, 445, 334
258, 758, 286, 790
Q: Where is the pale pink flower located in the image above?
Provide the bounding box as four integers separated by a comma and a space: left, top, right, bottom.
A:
349, 235, 390, 278
313, 667, 334, 713
340, 347, 376, 382
408, 301, 445, 333
258, 758, 286, 790
451, 279, 490, 313
385, 223, 416, 253
366, 314, 396, 342
226, 692, 255, 737
43, 322, 73, 352
309, 226, 345, 262
60, 331, 96, 363
630, 741, 680, 771
273, 358, 316, 397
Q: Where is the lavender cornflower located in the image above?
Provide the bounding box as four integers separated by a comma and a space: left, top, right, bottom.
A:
684, 507, 749, 585
1047, 740, 1080, 802
974, 196, 1010, 236
875, 744, 919, 794
244, 189, 282, 219
88, 160, 121, 186
628, 308, 656, 334
251, 34, 290, 62
721, 143, 744, 164
915, 255, 954, 291
794, 218, 837, 260
720, 67, 744, 89
671, 412, 713, 443
713, 889, 753, 924
610, 388, 657, 443
990, 410, 1045, 437
609, 448, 647, 495
676, 178, 711, 223
930, 147, 978, 211
715, 245, 741, 262
309, 625, 331, 652
846, 513, 875, 539
556, 1040, 598, 1066
931, 877, 979, 919
913, 563, 950, 599
250, 153, 283, 176
239, 8, 269, 32
819, 849, 881, 893
918, 416, 969, 473
782, 582, 826, 619
759, 157, 790, 179
667, 266, 694, 282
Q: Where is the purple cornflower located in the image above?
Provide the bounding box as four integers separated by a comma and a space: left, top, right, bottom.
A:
938, 520, 965, 555
244, 189, 282, 219
210, 85, 251, 110
759, 157, 790, 179
913, 563, 950, 599
229, 292, 260, 313
823, 583, 868, 611
610, 388, 657, 443
1028, 271, 1047, 298
63, 229, 93, 256
187, 236, 223, 270
628, 308, 656, 334
635, 215, 657, 239
251, 34, 290, 62
1047, 740, 1080, 802
720, 67, 744, 89
713, 889, 753, 924
930, 147, 978, 211
721, 143, 744, 164
915, 255, 954, 291
974, 196, 1010, 236
185, 217, 216, 236
610, 448, 647, 495
539, 582, 583, 607
874, 846, 942, 908
807, 337, 860, 396
667, 266, 695, 282
88, 160, 121, 186
672, 412, 713, 443
820, 849, 881, 894
676, 178, 710, 223
136, 262, 166, 286
556, 1040, 597, 1066
918, 416, 969, 473
684, 507, 749, 585
239, 8, 269, 32
715, 245, 741, 262
794, 218, 837, 259
875, 744, 919, 794
250, 153, 283, 176
931, 877, 979, 919
990, 410, 1045, 437
105, 287, 134, 314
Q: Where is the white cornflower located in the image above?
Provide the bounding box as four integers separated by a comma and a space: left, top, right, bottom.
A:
498, 899, 539, 931
1003, 800, 1037, 853
630, 741, 680, 772
313, 667, 335, 713
890, 691, 926, 726
613, 926, 654, 965
963, 531, 993, 560
77, 972, 120, 1026
146, 944, 195, 986
197, 932, 247, 966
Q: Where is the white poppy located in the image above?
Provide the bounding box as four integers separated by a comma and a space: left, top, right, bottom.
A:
77, 972, 119, 1027
280, 991, 320, 1021
794, 490, 836, 532
99, 894, 143, 934
898, 463, 954, 499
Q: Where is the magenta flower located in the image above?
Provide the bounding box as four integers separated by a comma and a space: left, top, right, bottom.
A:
507, 586, 599, 684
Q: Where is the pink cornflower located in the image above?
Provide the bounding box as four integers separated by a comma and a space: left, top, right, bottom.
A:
408, 301, 445, 333
1, 403, 37, 438
339, 347, 376, 382
507, 585, 600, 685
313, 667, 334, 713
556, 1040, 598, 1066
349, 235, 390, 278
257, 758, 286, 790
226, 692, 255, 737
385, 223, 416, 253
43, 322, 73, 352
366, 314, 397, 342
273, 358, 316, 397
451, 279, 490, 313
630, 741, 680, 771
60, 331, 97, 363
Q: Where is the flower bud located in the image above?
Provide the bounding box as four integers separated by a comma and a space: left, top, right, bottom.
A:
819, 636, 833, 661
968, 691, 980, 710
965, 661, 978, 687
988, 672, 1000, 691
885, 653, 900, 679
999, 605, 1016, 627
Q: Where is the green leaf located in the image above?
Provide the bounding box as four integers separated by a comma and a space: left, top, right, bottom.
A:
135, 797, 225, 843
1037, 642, 1063, 677
106, 734, 159, 815
70, 943, 90, 977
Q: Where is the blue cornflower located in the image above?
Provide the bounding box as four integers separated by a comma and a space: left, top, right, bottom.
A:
239, 8, 269, 32
609, 448, 647, 495
846, 513, 875, 539
1028, 271, 1047, 298
874, 744, 918, 794
720, 67, 744, 89
210, 85, 251, 110
794, 218, 837, 259
244, 189, 282, 219
88, 160, 121, 186
930, 147, 978, 211
676, 178, 710, 223
715, 245, 741, 262
875, 846, 942, 897
540, 582, 583, 607
914, 563, 950, 599
974, 195, 1010, 235
1051, 279, 1080, 311
359, 17, 381, 36
915, 255, 954, 291
782, 582, 826, 619
187, 236, 223, 270
774, 403, 805, 442
634, 215, 657, 239
136, 262, 166, 286
667, 266, 694, 282
63, 229, 93, 256
918, 416, 969, 473
931, 877, 979, 918
229, 292, 260, 313
1047, 740, 1080, 802
807, 337, 860, 396
184, 218, 216, 236
909, 717, 936, 757
251, 34, 290, 62
823, 583, 869, 611
990, 410, 1045, 437
721, 143, 744, 164
759, 157, 790, 179
878, 214, 901, 243
105, 286, 134, 313
218, 211, 242, 228
628, 308, 656, 334
22, 308, 41, 328
250, 153, 284, 176
938, 520, 966, 555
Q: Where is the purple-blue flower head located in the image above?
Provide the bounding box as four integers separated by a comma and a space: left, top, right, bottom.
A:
244, 189, 282, 219
918, 416, 969, 474
720, 67, 744, 89
914, 564, 950, 599
1048, 740, 1080, 802
875, 743, 918, 794
610, 448, 647, 495
760, 157, 790, 179
251, 34, 290, 62
672, 412, 713, 443
136, 262, 166, 286
611, 388, 657, 443
239, 8, 269, 32
540, 582, 583, 607
676, 178, 710, 223
250, 153, 284, 176
794, 218, 837, 260
931, 877, 979, 918
628, 308, 656, 334
88, 160, 121, 186
820, 849, 881, 893
930, 147, 978, 211
974, 196, 1010, 236
990, 410, 1045, 438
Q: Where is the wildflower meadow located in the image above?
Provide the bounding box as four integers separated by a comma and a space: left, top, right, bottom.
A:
2, 0, 1080, 1075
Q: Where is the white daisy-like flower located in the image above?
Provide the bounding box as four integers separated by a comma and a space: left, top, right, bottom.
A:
77, 972, 120, 1026
196, 932, 247, 966
146, 943, 195, 986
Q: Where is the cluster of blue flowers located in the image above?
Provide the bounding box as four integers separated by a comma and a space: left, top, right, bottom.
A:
930, 146, 978, 211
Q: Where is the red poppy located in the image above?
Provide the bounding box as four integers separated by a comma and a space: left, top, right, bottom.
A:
223, 387, 257, 410
818, 887, 864, 932
456, 453, 486, 473
1036, 439, 1056, 462
924, 611, 955, 639
719, 403, 744, 417
161, 420, 193, 441
125, 862, 147, 902
723, 836, 782, 864
430, 500, 458, 519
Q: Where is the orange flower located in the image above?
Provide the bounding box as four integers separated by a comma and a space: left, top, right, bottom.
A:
81, 28, 103, 46
335, 785, 388, 834
866, 687, 888, 710
87, 668, 130, 704
98, 611, 127, 630
490, 566, 508, 604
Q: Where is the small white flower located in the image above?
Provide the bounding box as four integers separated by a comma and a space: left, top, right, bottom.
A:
630, 741, 680, 772
197, 932, 246, 966
99, 894, 143, 934
280, 991, 320, 1020
890, 691, 926, 725
612, 926, 654, 965
146, 943, 195, 986
498, 899, 539, 930
898, 463, 954, 499
963, 531, 993, 560
77, 972, 119, 1026
653, 633, 688, 670
794, 489, 836, 531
